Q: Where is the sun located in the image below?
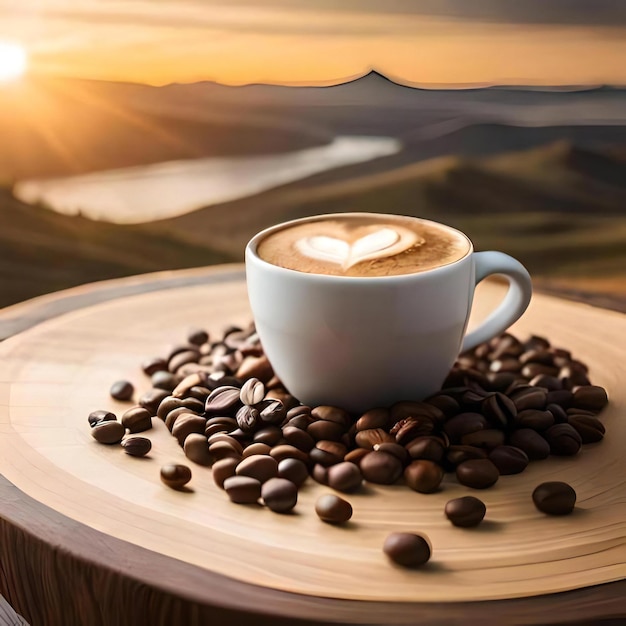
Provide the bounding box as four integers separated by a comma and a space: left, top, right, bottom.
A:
0, 41, 27, 82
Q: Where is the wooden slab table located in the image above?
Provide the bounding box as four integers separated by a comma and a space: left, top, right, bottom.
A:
0, 264, 624, 626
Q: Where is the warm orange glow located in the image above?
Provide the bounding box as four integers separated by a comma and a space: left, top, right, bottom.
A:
0, 41, 27, 82
2, 4, 625, 87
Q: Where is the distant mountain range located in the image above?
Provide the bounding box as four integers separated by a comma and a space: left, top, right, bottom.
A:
2, 71, 626, 182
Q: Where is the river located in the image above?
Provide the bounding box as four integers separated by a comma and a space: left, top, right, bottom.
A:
14, 136, 401, 224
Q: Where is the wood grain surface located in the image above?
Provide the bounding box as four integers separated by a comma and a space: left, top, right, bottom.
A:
0, 265, 624, 625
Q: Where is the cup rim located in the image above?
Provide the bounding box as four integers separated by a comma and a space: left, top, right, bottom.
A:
246, 212, 474, 281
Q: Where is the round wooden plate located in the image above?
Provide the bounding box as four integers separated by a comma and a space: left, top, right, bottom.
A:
0, 265, 624, 625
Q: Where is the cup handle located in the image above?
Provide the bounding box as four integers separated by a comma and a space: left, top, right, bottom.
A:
461, 251, 532, 353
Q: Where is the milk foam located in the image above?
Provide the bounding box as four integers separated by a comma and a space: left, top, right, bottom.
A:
295, 227, 422, 270
256, 215, 470, 277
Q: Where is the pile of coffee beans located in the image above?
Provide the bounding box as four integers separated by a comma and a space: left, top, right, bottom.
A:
87, 323, 607, 568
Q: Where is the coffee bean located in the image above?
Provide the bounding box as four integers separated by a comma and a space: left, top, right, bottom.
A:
142, 357, 168, 376
181, 397, 205, 413
212, 457, 239, 489
490, 358, 522, 373
519, 349, 554, 366
486, 371, 519, 391
461, 388, 490, 408
236, 455, 278, 483
510, 387, 547, 412
360, 451, 403, 485
461, 429, 505, 450
307, 419, 345, 442
532, 481, 576, 515
152, 371, 180, 392
180, 433, 210, 465
522, 363, 559, 379
169, 350, 200, 373
269, 444, 309, 464
256, 395, 287, 426
239, 378, 265, 406
121, 407, 153, 434
187, 385, 212, 401
373, 442, 410, 465
204, 416, 237, 437
445, 444, 487, 467
172, 414, 206, 445
571, 386, 608, 413
287, 405, 312, 420
544, 423, 582, 456
91, 420, 125, 444
559, 365, 590, 388
224, 475, 261, 504
547, 403, 568, 423
235, 355, 274, 383
391, 416, 436, 445
253, 426, 282, 446
482, 393, 516, 427
278, 458, 309, 487
311, 405, 352, 428
567, 415, 605, 443
356, 408, 390, 431
488, 445, 529, 474
509, 429, 550, 460
187, 328, 209, 346
406, 436, 446, 463
242, 442, 272, 458
310, 440, 347, 466
456, 459, 499, 489
168, 343, 200, 362
524, 335, 551, 351
110, 380, 134, 401
528, 374, 561, 391
160, 464, 192, 489
209, 440, 242, 462
383, 533, 431, 568
156, 396, 182, 421
315, 494, 353, 524
443, 413, 489, 443
285, 414, 313, 430
546, 389, 573, 408
165, 406, 196, 431
327, 462, 362, 493
205, 386, 242, 415
514, 409, 554, 431
312, 463, 329, 484
424, 394, 460, 418
344, 448, 369, 465
282, 426, 315, 452
262, 477, 297, 513
121, 436, 152, 457
88, 410, 116, 427
138, 388, 170, 414
445, 496, 486, 527
404, 460, 444, 493
235, 405, 260, 432
355, 428, 395, 450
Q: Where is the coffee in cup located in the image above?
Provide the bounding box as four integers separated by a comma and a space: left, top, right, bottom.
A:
246, 213, 532, 412
256, 214, 470, 277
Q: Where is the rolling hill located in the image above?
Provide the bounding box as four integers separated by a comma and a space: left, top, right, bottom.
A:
0, 186, 233, 306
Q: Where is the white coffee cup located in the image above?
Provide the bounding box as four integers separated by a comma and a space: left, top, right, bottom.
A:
245, 213, 532, 412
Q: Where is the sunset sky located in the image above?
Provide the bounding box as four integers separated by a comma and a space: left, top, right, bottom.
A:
0, 0, 625, 87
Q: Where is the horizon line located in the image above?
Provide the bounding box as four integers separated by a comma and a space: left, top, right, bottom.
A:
19, 68, 626, 92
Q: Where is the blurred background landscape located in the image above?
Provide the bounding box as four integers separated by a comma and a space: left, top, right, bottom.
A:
1, 0, 625, 311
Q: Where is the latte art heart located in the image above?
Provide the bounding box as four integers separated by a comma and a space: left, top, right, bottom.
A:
295, 227, 423, 270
